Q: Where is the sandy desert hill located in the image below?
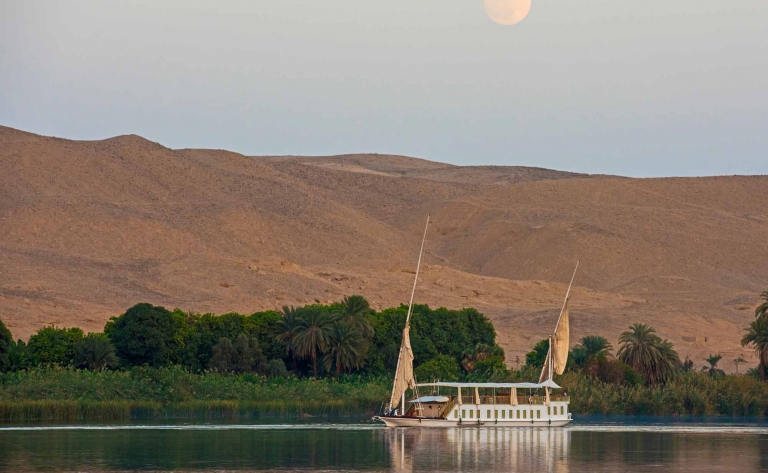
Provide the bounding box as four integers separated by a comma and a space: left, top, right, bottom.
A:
1, 125, 767, 371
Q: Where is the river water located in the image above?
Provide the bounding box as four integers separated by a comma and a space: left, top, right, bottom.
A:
1, 419, 767, 472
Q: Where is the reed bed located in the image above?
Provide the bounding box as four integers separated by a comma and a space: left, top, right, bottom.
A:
0, 367, 389, 421
3, 367, 768, 421
560, 371, 768, 417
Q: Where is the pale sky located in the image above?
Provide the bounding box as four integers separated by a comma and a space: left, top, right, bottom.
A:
1, 0, 766, 177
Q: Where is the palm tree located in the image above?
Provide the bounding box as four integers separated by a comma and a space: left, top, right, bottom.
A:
702, 353, 725, 378
741, 316, 768, 380
335, 295, 374, 340
323, 322, 365, 376
617, 323, 678, 384
277, 305, 302, 355
703, 353, 725, 377
756, 291, 768, 321
734, 356, 746, 374
573, 335, 612, 366
75, 334, 119, 371
293, 307, 333, 375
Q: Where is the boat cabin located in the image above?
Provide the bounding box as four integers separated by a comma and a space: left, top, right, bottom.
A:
399, 382, 571, 424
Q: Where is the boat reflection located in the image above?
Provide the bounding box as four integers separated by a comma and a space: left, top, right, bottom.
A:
387, 427, 570, 472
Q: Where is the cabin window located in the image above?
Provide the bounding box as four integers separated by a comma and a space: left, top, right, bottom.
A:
537, 410, 541, 419
547, 407, 551, 416
462, 409, 466, 418
469, 410, 473, 419
516, 410, 520, 419
494, 410, 498, 419
561, 406, 565, 415
487, 410, 491, 419
476, 410, 480, 419
501, 410, 505, 419
522, 410, 526, 419
454, 410, 458, 419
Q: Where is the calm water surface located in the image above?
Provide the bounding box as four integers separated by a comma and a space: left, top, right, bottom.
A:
1, 418, 767, 472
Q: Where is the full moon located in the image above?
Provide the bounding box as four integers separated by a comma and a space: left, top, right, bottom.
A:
482, 0, 532, 25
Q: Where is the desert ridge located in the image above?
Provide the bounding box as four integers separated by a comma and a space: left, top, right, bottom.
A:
1, 125, 767, 370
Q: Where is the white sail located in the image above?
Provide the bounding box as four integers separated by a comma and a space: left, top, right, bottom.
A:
389, 215, 430, 411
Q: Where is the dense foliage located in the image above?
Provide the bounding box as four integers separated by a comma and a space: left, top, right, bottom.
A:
0, 318, 12, 372
0, 297, 504, 382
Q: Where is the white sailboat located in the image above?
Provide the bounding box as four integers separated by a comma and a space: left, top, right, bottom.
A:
374, 218, 577, 428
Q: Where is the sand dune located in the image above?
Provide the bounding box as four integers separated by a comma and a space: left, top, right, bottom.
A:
1, 126, 767, 371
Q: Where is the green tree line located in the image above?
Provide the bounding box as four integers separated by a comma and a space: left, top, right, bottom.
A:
0, 296, 504, 381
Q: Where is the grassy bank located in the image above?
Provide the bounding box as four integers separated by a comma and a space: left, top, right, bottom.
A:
3, 368, 768, 421
561, 371, 768, 417
0, 367, 389, 421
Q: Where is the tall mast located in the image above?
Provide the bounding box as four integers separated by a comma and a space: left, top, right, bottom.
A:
389, 215, 430, 412
555, 260, 579, 331
405, 215, 430, 325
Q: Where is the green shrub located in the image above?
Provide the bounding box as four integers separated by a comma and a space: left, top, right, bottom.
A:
27, 326, 84, 366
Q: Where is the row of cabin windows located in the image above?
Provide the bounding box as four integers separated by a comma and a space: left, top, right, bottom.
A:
454, 406, 565, 420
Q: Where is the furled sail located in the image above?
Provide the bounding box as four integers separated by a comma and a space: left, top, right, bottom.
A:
389, 324, 416, 409
539, 340, 552, 384
552, 299, 570, 375
540, 262, 578, 384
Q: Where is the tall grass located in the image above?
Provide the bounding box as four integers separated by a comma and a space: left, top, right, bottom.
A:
560, 371, 768, 416
0, 367, 389, 421
3, 367, 768, 421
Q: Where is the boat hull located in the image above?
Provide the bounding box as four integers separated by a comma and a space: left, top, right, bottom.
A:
374, 415, 572, 428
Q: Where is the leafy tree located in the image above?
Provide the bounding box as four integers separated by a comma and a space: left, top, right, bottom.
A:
266, 358, 289, 378
0, 317, 13, 372
75, 333, 119, 370
584, 357, 642, 386
108, 303, 183, 367
467, 357, 510, 382
617, 323, 678, 385
366, 304, 500, 377
742, 316, 768, 380
293, 307, 333, 375
414, 353, 461, 382
207, 335, 268, 374
234, 334, 268, 374
7, 340, 33, 371
208, 337, 237, 372
462, 343, 504, 372
525, 339, 550, 369
572, 335, 612, 367
703, 353, 725, 378
323, 322, 365, 376
27, 326, 85, 366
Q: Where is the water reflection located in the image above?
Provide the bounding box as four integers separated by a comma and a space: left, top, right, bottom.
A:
387, 428, 569, 473
0, 423, 767, 472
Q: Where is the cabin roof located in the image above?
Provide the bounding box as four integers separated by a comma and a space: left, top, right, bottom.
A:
415, 380, 561, 389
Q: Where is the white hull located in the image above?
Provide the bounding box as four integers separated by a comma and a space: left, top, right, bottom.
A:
375, 416, 572, 428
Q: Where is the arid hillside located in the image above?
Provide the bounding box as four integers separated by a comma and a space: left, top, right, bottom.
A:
1, 126, 767, 371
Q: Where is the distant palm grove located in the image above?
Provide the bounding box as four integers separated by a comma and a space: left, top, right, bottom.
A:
1, 291, 768, 420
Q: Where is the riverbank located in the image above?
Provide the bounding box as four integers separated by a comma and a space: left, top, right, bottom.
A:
2, 367, 768, 421
0, 367, 389, 421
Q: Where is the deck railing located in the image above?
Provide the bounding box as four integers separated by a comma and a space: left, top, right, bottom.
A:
455, 395, 569, 406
